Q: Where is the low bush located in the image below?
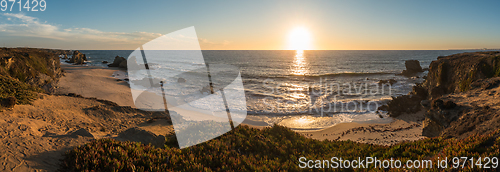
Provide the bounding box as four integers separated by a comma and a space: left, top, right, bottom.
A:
60, 125, 500, 171
0, 75, 41, 105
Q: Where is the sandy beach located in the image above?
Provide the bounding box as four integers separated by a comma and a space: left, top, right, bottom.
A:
56, 64, 136, 107
295, 111, 426, 146
57, 64, 427, 146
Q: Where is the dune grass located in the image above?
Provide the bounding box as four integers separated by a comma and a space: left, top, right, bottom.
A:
60, 125, 500, 171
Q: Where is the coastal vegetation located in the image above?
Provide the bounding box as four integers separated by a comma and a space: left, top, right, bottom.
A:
60, 125, 500, 171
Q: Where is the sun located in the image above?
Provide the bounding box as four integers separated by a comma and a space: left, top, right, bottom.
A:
288, 27, 312, 50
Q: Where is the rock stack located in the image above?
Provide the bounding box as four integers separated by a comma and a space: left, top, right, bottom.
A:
67, 51, 87, 65
399, 60, 423, 77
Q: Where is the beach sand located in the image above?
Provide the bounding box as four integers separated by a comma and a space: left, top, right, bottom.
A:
295, 111, 426, 146
56, 64, 136, 107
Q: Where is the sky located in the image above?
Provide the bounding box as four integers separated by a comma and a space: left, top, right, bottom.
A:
0, 0, 499, 50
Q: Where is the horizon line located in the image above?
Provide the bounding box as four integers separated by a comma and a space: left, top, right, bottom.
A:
3, 47, 500, 51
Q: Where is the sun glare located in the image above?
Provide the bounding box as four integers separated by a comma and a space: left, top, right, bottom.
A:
288, 27, 312, 50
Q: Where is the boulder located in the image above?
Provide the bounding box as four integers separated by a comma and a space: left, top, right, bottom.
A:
102, 61, 108, 64
400, 60, 423, 77
378, 79, 397, 85
108, 56, 126, 67
118, 127, 165, 148
69, 128, 94, 138
378, 95, 422, 117
67, 50, 87, 65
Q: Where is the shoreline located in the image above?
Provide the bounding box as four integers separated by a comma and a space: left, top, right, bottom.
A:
57, 63, 428, 146
57, 64, 136, 107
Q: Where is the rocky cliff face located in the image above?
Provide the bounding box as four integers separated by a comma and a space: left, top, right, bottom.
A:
384, 51, 500, 138
0, 48, 68, 108
381, 51, 500, 138
423, 51, 500, 99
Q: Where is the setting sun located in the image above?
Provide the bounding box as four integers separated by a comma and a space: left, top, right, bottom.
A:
288, 27, 312, 50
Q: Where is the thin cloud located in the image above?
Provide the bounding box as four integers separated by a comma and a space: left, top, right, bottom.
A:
0, 13, 227, 49
0, 13, 163, 48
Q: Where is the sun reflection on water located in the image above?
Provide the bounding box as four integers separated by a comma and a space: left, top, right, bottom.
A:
292, 50, 307, 76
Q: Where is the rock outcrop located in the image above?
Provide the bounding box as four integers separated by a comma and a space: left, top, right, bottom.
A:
108, 55, 143, 70
378, 79, 397, 86
69, 128, 94, 138
399, 60, 424, 77
422, 51, 500, 99
0, 48, 65, 103
423, 77, 500, 138
118, 127, 166, 148
384, 51, 500, 138
67, 50, 87, 65
108, 56, 126, 68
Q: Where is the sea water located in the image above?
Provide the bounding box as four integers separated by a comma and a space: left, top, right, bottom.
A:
77, 50, 476, 130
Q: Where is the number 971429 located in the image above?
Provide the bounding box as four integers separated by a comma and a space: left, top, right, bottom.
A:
1, 0, 46, 12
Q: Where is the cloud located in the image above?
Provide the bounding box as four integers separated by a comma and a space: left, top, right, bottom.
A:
0, 13, 164, 49
199, 38, 232, 47
0, 13, 228, 50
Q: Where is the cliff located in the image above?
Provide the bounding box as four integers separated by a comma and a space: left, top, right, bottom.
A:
0, 48, 69, 108
423, 51, 500, 99
384, 51, 500, 139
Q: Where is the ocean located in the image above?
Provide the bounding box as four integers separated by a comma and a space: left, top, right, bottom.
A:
76, 50, 476, 130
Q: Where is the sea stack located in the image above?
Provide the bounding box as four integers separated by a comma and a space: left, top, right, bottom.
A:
400, 60, 424, 77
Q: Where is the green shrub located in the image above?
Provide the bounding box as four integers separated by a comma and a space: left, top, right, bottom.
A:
60, 125, 500, 171
0, 75, 41, 104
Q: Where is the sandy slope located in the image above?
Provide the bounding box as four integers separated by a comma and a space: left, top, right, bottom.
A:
0, 94, 175, 171
0, 64, 174, 171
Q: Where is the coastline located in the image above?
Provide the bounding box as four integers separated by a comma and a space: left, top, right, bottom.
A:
1, 48, 499, 171
57, 63, 428, 146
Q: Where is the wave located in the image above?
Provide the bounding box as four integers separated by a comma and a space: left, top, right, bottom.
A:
243, 71, 395, 79
293, 72, 395, 77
